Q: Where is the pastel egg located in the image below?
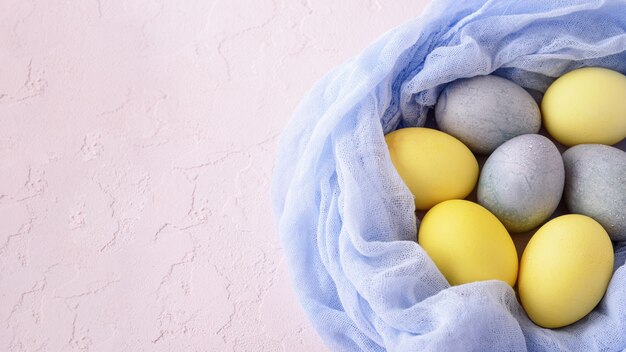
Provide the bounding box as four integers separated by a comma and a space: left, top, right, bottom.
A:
541, 67, 626, 146
418, 199, 518, 286
518, 214, 614, 328
562, 144, 626, 241
477, 134, 564, 232
385, 127, 479, 210
435, 75, 541, 154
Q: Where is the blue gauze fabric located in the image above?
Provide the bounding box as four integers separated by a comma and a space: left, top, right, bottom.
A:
271, 0, 626, 351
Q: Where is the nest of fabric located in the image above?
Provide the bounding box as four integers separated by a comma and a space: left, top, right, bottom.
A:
272, 0, 626, 350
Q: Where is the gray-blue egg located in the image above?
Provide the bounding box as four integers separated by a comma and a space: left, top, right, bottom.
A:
562, 144, 626, 241
477, 134, 564, 232
435, 75, 541, 154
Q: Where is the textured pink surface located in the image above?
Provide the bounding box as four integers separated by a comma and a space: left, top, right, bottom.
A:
1, 1, 429, 350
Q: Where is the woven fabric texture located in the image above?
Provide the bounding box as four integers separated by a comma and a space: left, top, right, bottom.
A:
272, 1, 626, 350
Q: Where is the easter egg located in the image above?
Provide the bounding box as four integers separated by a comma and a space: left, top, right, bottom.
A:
562, 144, 626, 241
385, 128, 479, 210
477, 134, 564, 232
541, 67, 626, 146
518, 214, 614, 328
436, 75, 541, 154
418, 199, 518, 286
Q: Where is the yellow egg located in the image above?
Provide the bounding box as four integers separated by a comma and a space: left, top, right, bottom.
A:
418, 199, 518, 286
518, 214, 614, 328
385, 128, 478, 210
541, 67, 626, 146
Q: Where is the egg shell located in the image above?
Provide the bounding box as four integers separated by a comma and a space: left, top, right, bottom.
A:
518, 214, 614, 328
385, 127, 479, 210
418, 199, 518, 286
477, 134, 564, 232
562, 144, 626, 241
541, 67, 626, 146
435, 75, 541, 154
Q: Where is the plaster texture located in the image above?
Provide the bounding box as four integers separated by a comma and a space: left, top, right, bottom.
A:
0, 0, 429, 350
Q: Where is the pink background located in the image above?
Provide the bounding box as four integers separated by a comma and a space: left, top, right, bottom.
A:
1, 1, 430, 351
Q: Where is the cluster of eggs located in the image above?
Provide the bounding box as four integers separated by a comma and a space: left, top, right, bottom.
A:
385, 67, 626, 328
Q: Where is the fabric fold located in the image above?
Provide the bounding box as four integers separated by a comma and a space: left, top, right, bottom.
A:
272, 0, 626, 350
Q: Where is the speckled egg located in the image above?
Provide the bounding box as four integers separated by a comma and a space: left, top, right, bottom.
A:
477, 134, 564, 232
435, 75, 541, 154
562, 144, 626, 241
